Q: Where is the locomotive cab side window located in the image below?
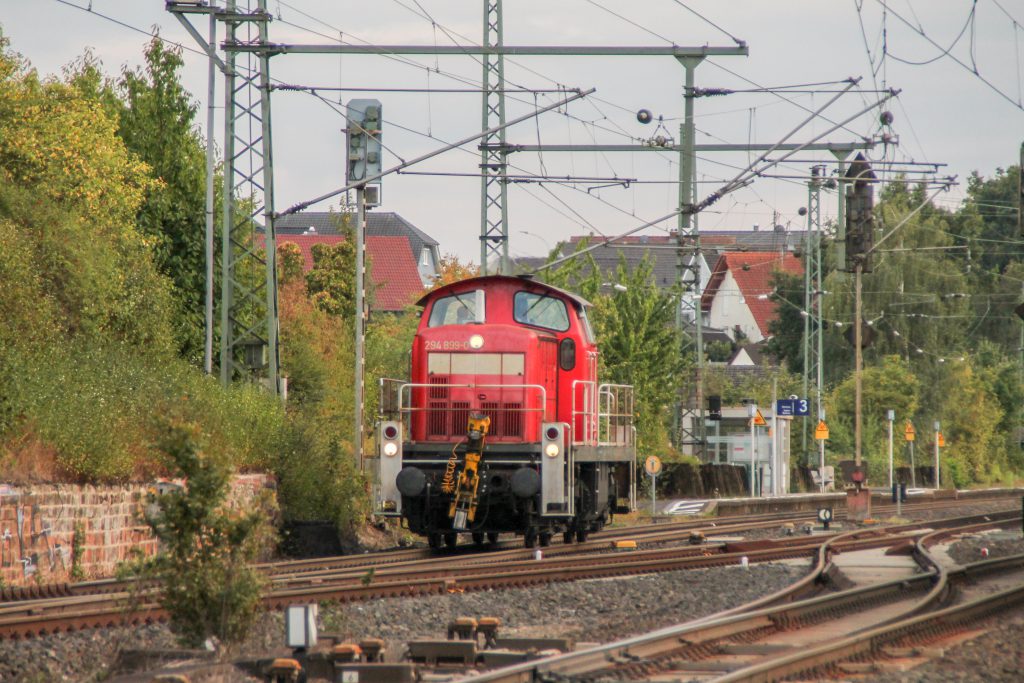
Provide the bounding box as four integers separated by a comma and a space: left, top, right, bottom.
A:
428, 290, 485, 327
578, 307, 596, 344
513, 291, 570, 331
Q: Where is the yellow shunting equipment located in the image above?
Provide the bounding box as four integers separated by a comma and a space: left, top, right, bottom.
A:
613, 540, 638, 550
449, 413, 491, 529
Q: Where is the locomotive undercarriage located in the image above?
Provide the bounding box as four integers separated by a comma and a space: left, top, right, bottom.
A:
397, 444, 626, 549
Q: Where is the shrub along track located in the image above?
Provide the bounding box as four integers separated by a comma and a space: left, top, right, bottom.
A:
455, 514, 1024, 682
0, 506, 1018, 642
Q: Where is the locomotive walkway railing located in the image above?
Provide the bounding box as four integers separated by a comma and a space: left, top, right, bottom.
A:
571, 381, 634, 447
378, 380, 547, 440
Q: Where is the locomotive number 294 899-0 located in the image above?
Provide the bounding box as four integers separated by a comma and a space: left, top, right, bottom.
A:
424, 339, 470, 351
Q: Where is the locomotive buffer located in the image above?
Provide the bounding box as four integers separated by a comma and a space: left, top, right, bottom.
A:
449, 413, 491, 531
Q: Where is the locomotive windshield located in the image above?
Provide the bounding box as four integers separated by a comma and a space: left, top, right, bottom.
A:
428, 290, 485, 326
513, 291, 570, 331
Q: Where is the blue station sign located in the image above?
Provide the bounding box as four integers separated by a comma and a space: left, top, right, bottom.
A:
776, 398, 810, 416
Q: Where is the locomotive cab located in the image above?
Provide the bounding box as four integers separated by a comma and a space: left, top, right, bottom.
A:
375, 275, 636, 549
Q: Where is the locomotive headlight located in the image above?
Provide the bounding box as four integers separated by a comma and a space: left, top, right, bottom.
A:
383, 442, 399, 457
545, 443, 560, 458
469, 334, 484, 349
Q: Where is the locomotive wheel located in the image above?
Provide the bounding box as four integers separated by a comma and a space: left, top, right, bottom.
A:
575, 528, 589, 543
524, 528, 538, 548
444, 532, 458, 548
487, 532, 500, 544
539, 532, 551, 547
428, 533, 442, 550
471, 532, 485, 546
563, 530, 574, 544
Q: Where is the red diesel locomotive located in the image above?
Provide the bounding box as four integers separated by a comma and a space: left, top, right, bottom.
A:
375, 275, 636, 548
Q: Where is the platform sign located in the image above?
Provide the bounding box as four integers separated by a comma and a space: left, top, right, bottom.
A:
752, 409, 768, 427
776, 398, 810, 416
814, 420, 829, 440
904, 421, 916, 442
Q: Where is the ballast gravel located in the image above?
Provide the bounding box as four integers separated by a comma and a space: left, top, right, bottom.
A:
321, 562, 806, 652
3, 502, 1021, 681
857, 533, 1024, 683
0, 562, 805, 681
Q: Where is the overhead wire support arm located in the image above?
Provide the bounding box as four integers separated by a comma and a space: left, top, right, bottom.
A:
533, 86, 900, 274
167, 4, 234, 75
222, 44, 751, 57
275, 87, 595, 218
506, 142, 877, 154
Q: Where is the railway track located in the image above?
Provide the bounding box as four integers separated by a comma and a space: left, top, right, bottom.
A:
0, 498, 1016, 642
0, 494, 995, 603
457, 513, 1024, 682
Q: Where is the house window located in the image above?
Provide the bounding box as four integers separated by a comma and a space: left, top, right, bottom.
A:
421, 248, 430, 267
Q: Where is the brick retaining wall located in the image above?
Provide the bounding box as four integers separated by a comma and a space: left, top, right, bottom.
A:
0, 475, 274, 587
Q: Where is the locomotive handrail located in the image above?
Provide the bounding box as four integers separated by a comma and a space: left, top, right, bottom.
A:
570, 379, 599, 446
573, 381, 635, 447
397, 382, 546, 404
598, 383, 634, 447
397, 383, 548, 440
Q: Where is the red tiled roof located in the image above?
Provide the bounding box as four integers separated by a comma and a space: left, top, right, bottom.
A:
277, 234, 346, 271
273, 234, 424, 312
366, 235, 425, 311
702, 252, 803, 337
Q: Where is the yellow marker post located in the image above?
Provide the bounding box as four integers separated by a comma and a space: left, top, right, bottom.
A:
904, 421, 916, 442
905, 421, 917, 487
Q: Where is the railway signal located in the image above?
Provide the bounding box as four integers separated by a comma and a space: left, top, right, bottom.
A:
346, 99, 383, 184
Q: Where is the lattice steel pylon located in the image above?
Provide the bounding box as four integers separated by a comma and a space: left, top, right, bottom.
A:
801, 165, 825, 461
675, 58, 706, 459
479, 0, 510, 275
219, 0, 280, 393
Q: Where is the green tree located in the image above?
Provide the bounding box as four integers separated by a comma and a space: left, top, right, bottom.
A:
930, 360, 1007, 486
141, 422, 270, 650
114, 37, 209, 361
0, 36, 175, 353
825, 355, 920, 483
304, 214, 361, 316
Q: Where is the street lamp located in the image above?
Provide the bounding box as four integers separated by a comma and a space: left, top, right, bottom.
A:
520, 230, 552, 252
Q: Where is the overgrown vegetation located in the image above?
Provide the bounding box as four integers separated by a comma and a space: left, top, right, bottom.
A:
137, 423, 271, 649
0, 31, 370, 532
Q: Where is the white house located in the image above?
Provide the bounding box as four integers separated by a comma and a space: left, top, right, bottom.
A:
701, 252, 803, 344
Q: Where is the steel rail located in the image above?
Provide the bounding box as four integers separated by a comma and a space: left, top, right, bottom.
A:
0, 511, 1017, 641
713, 558, 1024, 681
455, 511, 1022, 682
2, 496, 1017, 606
0, 523, 934, 638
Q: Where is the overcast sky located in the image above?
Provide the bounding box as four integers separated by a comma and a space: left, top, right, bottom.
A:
2, 1, 1022, 264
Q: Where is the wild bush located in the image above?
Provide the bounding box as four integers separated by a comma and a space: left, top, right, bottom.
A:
139, 422, 272, 650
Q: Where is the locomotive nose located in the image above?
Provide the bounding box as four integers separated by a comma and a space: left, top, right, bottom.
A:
396, 466, 427, 497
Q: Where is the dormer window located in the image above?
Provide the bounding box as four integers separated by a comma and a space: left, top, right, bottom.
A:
421, 249, 430, 267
